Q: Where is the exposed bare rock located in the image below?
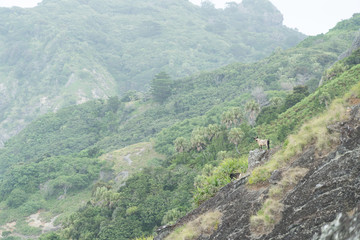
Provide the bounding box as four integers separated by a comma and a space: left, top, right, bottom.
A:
338, 29, 360, 60
269, 170, 282, 184
157, 105, 360, 240
248, 149, 267, 169
314, 204, 360, 240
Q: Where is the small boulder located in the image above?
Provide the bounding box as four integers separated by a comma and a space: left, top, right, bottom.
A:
248, 149, 267, 169
269, 170, 282, 184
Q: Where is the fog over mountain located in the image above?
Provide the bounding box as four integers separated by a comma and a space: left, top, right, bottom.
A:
0, 0, 305, 144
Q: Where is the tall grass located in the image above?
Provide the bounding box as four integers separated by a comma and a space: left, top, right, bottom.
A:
248, 97, 349, 185
250, 167, 308, 235
165, 211, 222, 240
248, 81, 360, 235
193, 156, 248, 206
133, 237, 153, 240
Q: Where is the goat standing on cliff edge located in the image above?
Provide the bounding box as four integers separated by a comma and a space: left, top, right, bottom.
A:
254, 136, 270, 150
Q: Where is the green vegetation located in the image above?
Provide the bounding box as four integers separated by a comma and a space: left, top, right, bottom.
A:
132, 237, 153, 240
165, 211, 222, 240
256, 49, 360, 146
249, 80, 355, 184
0, 97, 124, 173
193, 156, 248, 206
0, 12, 360, 240
61, 166, 197, 240
98, 142, 165, 188
250, 167, 308, 234
248, 61, 360, 234
0, 0, 306, 143
0, 154, 102, 228
150, 72, 173, 103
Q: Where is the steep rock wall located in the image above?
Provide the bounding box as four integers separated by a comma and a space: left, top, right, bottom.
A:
158, 105, 360, 240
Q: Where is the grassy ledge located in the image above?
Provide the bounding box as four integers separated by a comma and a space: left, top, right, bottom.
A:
248, 81, 360, 235
165, 211, 222, 240
248, 96, 350, 185
250, 167, 308, 235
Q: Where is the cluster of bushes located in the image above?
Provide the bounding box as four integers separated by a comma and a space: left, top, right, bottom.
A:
0, 155, 102, 210
2, 14, 360, 240
193, 156, 248, 206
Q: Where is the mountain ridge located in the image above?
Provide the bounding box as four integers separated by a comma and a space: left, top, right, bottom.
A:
0, 0, 305, 144
0, 10, 360, 240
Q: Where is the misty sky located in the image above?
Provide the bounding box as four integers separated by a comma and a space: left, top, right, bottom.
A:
0, 0, 359, 35
192, 0, 360, 35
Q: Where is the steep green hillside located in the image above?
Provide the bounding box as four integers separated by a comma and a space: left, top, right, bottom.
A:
0, 14, 359, 240
56, 43, 360, 240
0, 0, 305, 143
1, 14, 358, 173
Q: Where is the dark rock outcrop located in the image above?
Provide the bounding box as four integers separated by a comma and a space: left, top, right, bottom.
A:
158, 105, 360, 240
338, 29, 360, 60
269, 170, 282, 184
248, 149, 267, 169
314, 203, 360, 240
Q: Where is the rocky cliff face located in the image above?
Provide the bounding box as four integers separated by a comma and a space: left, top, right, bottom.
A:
157, 105, 360, 240
339, 29, 360, 60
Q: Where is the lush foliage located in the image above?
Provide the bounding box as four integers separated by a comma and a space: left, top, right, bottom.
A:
0, 13, 360, 240
0, 97, 123, 173
249, 72, 360, 184
256, 51, 360, 146
61, 166, 197, 240
193, 156, 248, 206
150, 72, 173, 103
0, 156, 102, 202
0, 0, 306, 143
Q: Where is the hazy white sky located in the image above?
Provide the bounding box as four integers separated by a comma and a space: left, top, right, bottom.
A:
0, 0, 40, 8
192, 0, 360, 35
0, 0, 359, 35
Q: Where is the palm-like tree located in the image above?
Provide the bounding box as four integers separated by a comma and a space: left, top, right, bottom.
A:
245, 100, 260, 126
228, 128, 244, 155
269, 97, 284, 107
204, 124, 221, 141
318, 91, 331, 108
221, 111, 233, 128
191, 127, 207, 152
221, 107, 244, 128
174, 137, 189, 153
191, 134, 206, 152
231, 107, 244, 126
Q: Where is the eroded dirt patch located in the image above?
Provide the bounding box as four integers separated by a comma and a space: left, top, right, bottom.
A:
26, 211, 61, 234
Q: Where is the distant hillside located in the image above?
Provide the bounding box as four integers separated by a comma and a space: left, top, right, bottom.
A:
158, 50, 360, 240
0, 14, 359, 171
0, 0, 305, 144
0, 14, 359, 240
58, 36, 360, 240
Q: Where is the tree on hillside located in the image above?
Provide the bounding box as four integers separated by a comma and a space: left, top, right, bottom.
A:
245, 100, 260, 126
204, 124, 222, 141
221, 107, 244, 129
293, 85, 309, 95
150, 72, 173, 103
107, 96, 121, 113
256, 97, 284, 125
174, 137, 190, 153
269, 97, 284, 107
191, 128, 207, 152
318, 91, 331, 108
228, 128, 244, 155
281, 85, 309, 111
251, 86, 267, 105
